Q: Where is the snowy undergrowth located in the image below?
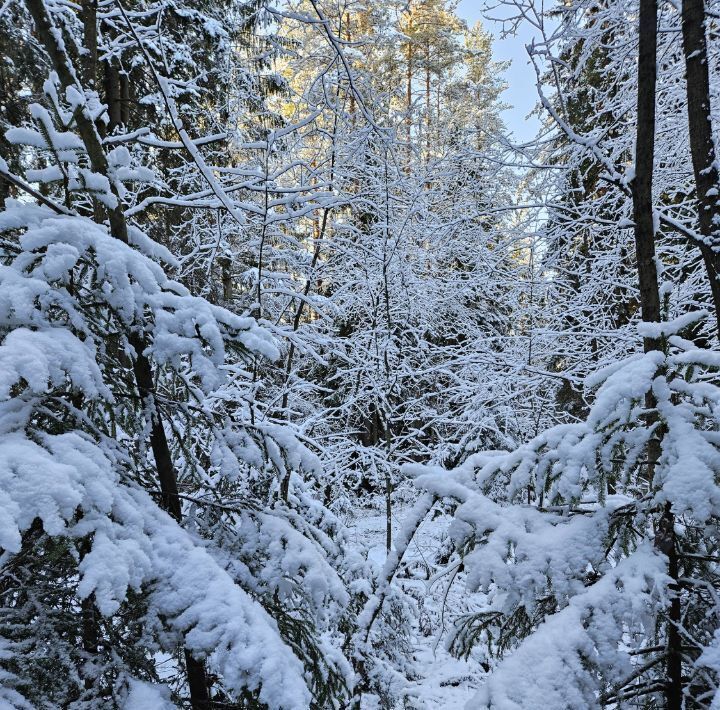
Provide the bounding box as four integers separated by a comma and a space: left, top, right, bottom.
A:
343, 495, 489, 709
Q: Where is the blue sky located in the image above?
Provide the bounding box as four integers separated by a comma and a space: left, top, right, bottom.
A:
456, 0, 540, 141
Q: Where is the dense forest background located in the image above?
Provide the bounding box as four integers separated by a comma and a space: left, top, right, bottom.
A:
2, 0, 720, 706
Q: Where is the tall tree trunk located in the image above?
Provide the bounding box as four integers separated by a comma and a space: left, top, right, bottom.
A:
436, 83, 440, 131
344, 12, 356, 118
655, 503, 682, 709
405, 3, 413, 144
80, 0, 98, 89
384, 424, 392, 553
634, 0, 681, 704
278, 120, 338, 501
80, 539, 99, 691
120, 71, 130, 126
220, 255, 233, 304
406, 43, 413, 141
633, 0, 661, 350
425, 38, 431, 155
104, 60, 122, 132
23, 1, 211, 705
682, 0, 720, 339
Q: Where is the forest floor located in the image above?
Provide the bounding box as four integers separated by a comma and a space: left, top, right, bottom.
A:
344, 500, 485, 708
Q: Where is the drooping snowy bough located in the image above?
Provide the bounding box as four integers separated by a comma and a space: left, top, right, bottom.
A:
407, 314, 720, 708
0, 191, 353, 706
0, 16, 352, 701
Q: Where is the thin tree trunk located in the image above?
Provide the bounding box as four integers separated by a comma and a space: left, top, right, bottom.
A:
120, 71, 130, 126
220, 256, 233, 303
405, 4, 413, 144
632, 0, 661, 349
80, 0, 98, 89
406, 45, 413, 140
80, 539, 99, 691
436, 83, 440, 130
425, 38, 431, 155
104, 60, 122, 132
345, 12, 356, 118
381, 152, 393, 555
278, 118, 338, 500
23, 1, 211, 705
384, 425, 392, 553
682, 0, 720, 339
656, 503, 682, 709
278, 217, 326, 501
634, 0, 681, 704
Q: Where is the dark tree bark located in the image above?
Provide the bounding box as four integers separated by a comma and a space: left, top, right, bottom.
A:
655, 503, 682, 709
80, 539, 100, 690
632, 0, 661, 352
682, 0, 720, 339
80, 0, 98, 88
405, 5, 413, 144
103, 60, 122, 132
633, 0, 681, 704
22, 1, 211, 706
675, 0, 718, 697
384, 425, 392, 554
219, 255, 233, 303
120, 71, 130, 126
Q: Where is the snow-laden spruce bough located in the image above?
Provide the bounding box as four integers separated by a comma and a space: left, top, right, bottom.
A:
403, 313, 720, 707
0, 194, 351, 707
0, 5, 354, 698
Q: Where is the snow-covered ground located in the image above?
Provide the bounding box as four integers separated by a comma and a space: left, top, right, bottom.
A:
345, 501, 486, 708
